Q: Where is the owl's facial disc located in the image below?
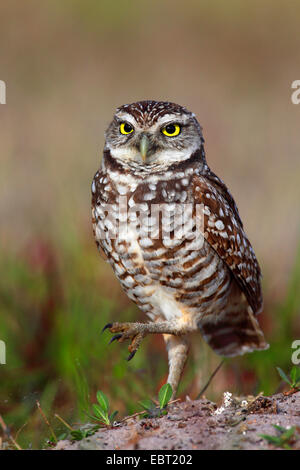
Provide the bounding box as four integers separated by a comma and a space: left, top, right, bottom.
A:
105, 102, 203, 166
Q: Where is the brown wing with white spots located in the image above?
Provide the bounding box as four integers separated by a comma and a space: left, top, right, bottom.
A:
193, 170, 263, 315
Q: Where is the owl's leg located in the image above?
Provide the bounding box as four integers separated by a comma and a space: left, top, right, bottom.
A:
102, 320, 192, 364
164, 334, 189, 398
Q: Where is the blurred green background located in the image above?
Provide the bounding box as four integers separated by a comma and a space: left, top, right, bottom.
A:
0, 0, 299, 449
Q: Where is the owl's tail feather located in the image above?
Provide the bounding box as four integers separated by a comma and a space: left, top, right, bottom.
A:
198, 293, 269, 357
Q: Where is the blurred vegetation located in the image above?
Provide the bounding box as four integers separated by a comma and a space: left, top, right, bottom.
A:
0, 236, 299, 449
0, 0, 300, 449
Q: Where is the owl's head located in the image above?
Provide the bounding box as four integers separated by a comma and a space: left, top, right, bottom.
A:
104, 100, 204, 167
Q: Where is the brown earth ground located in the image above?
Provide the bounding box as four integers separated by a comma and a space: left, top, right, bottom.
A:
54, 391, 300, 450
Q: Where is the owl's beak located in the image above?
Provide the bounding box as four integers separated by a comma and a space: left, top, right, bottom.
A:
139, 135, 149, 162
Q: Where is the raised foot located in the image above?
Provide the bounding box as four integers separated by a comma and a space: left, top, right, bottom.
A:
102, 322, 148, 361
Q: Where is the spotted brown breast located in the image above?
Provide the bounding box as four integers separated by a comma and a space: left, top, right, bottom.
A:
92, 150, 268, 357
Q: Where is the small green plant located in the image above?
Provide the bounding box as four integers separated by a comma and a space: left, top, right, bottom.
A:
46, 435, 66, 448
277, 366, 300, 390
139, 383, 173, 418
260, 424, 297, 450
70, 425, 99, 441
89, 391, 118, 426
53, 414, 100, 443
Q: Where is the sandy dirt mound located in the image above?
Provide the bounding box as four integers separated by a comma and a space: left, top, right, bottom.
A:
54, 391, 300, 450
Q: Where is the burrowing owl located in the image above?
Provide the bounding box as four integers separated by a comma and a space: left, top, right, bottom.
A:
91, 100, 268, 397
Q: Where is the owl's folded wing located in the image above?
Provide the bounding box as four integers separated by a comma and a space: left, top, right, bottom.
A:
192, 171, 263, 315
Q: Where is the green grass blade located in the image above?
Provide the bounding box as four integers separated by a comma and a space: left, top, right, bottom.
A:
92, 404, 109, 424
260, 434, 282, 445
276, 367, 292, 386
109, 410, 118, 423
158, 383, 172, 409
96, 391, 109, 412
139, 399, 155, 411
290, 366, 300, 387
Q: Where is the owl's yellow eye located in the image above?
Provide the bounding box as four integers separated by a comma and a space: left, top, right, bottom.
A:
120, 122, 134, 135
162, 123, 181, 137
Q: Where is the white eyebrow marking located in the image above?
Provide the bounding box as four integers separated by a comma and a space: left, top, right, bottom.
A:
144, 114, 191, 133
115, 112, 139, 127
154, 114, 190, 127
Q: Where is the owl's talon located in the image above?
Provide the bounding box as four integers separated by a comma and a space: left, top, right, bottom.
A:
102, 323, 113, 333
109, 333, 123, 344
126, 350, 136, 361
104, 322, 147, 357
